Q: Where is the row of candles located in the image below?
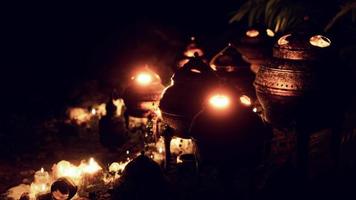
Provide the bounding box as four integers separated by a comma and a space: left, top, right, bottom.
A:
23, 136, 194, 199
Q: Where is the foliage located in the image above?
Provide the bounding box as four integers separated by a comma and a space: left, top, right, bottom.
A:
230, 0, 356, 33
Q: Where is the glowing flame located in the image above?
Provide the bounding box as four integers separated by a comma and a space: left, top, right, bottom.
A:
40, 168, 44, 173
158, 147, 163, 154
309, 35, 331, 48
240, 95, 251, 106
136, 73, 152, 85
68, 108, 91, 124
52, 158, 102, 185
278, 34, 291, 46
266, 29, 275, 37
246, 29, 259, 37
82, 158, 102, 174
91, 108, 96, 115
253, 107, 257, 113
209, 95, 230, 109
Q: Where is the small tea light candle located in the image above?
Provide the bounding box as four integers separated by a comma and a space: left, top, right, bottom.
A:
34, 168, 50, 185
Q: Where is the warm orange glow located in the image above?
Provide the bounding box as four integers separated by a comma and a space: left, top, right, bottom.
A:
278, 34, 291, 45
136, 73, 152, 85
309, 35, 331, 48
52, 158, 102, 185
240, 95, 251, 106
210, 64, 217, 71
209, 95, 230, 109
184, 49, 204, 57
91, 108, 96, 115
266, 29, 275, 37
246, 29, 259, 37
190, 69, 201, 73
83, 157, 102, 174
109, 161, 128, 173
177, 156, 183, 164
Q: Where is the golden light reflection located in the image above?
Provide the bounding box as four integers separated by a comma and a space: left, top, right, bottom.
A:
246, 29, 260, 37
184, 49, 204, 57
209, 95, 230, 109
136, 73, 152, 86
266, 29, 275, 37
309, 35, 331, 48
190, 69, 201, 73
278, 34, 291, 46
240, 95, 251, 106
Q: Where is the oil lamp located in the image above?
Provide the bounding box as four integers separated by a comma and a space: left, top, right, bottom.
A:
122, 66, 164, 118
210, 43, 255, 99
235, 27, 274, 74
254, 31, 333, 127
190, 87, 271, 166
159, 54, 219, 138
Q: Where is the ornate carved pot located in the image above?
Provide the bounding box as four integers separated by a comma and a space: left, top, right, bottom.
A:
235, 27, 274, 74
254, 32, 332, 127
123, 67, 165, 118
159, 55, 219, 138
210, 43, 256, 99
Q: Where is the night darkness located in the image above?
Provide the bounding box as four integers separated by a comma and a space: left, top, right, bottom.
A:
2, 1, 238, 116
1, 1, 356, 199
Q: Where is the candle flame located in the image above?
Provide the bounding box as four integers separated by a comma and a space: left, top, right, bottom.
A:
91, 108, 96, 115
136, 73, 152, 86
209, 95, 230, 109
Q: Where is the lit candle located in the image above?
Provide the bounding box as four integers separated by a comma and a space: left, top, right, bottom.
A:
34, 168, 50, 185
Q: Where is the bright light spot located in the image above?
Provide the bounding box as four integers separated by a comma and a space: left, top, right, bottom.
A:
240, 95, 251, 106
83, 158, 102, 174
209, 95, 230, 109
246, 29, 259, 37
278, 34, 291, 46
91, 108, 96, 115
184, 49, 204, 57
126, 150, 130, 155
177, 156, 183, 164
190, 69, 201, 73
210, 64, 217, 71
136, 73, 152, 85
109, 161, 128, 173
40, 168, 44, 173
266, 29, 275, 37
253, 107, 257, 113
309, 35, 331, 48
158, 147, 164, 154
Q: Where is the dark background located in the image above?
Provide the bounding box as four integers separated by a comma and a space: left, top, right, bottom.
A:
2, 0, 240, 117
